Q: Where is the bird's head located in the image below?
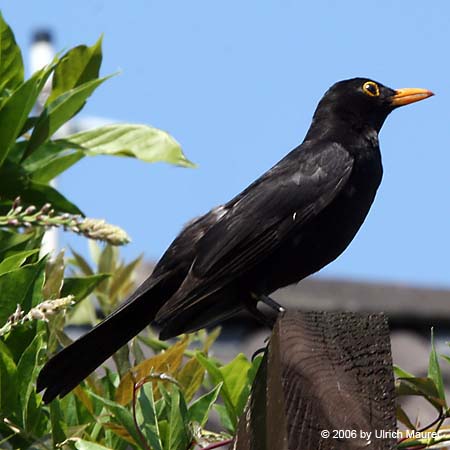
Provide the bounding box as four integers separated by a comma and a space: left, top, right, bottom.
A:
307, 78, 434, 139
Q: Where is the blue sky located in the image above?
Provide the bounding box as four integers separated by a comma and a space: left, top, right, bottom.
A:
3, 1, 449, 287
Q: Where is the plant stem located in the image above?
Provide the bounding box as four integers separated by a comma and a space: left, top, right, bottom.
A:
1, 197, 130, 245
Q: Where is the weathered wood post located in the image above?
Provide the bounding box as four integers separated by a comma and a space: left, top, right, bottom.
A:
233, 311, 396, 450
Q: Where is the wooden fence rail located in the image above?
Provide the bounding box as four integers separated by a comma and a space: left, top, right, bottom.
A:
233, 311, 396, 450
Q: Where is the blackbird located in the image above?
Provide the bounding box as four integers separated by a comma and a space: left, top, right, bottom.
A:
37, 78, 433, 402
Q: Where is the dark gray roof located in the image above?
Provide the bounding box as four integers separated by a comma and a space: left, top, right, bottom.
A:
274, 277, 450, 323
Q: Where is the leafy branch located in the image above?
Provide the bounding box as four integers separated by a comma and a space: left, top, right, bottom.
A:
1, 197, 130, 245
395, 329, 450, 449
0, 296, 74, 337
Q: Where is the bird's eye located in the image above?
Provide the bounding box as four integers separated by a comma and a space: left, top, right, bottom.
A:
362, 81, 380, 97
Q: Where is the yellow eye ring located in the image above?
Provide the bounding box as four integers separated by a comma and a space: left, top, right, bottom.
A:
362, 81, 380, 97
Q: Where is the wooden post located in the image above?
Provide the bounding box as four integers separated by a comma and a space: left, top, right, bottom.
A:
233, 311, 396, 450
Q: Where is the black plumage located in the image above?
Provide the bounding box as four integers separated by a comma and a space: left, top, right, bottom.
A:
37, 77, 433, 402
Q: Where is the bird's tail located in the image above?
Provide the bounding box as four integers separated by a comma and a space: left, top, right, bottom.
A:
37, 274, 171, 403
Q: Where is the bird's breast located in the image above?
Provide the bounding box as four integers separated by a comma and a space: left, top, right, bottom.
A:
257, 147, 383, 293
327, 146, 383, 239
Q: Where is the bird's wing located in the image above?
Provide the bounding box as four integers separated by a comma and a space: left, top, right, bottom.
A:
156, 142, 353, 321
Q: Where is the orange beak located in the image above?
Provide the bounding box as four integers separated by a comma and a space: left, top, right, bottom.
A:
390, 88, 434, 107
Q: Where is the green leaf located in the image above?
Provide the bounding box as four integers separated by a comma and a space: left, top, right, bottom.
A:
202, 326, 221, 352
0, 249, 40, 275
220, 353, 252, 417
137, 382, 163, 450
0, 64, 53, 167
74, 440, 113, 450
166, 387, 191, 450
16, 332, 45, 428
43, 250, 65, 299
21, 139, 74, 171
158, 421, 169, 449
22, 181, 83, 215
158, 383, 173, 413
32, 151, 84, 183
189, 382, 222, 427
155, 395, 167, 419
396, 376, 445, 411
60, 393, 80, 428
0, 158, 30, 195
98, 245, 118, 283
396, 405, 416, 431
65, 297, 94, 327
197, 353, 253, 424
61, 274, 110, 303
396, 376, 440, 398
177, 356, 205, 403
195, 352, 224, 386
88, 240, 101, 266
88, 391, 142, 446
0, 12, 24, 92
0, 340, 18, 417
22, 140, 85, 184
0, 159, 82, 213
50, 400, 67, 447
131, 338, 146, 365
69, 247, 94, 276
101, 367, 120, 400
109, 254, 143, 301
112, 344, 131, 379
214, 403, 235, 433
428, 328, 446, 405
393, 365, 415, 379
0, 229, 38, 260
27, 256, 46, 310
19, 116, 37, 137
195, 352, 237, 430
61, 123, 195, 167
24, 75, 110, 160
3, 141, 27, 164
47, 35, 103, 104
0, 258, 46, 323
248, 354, 263, 384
